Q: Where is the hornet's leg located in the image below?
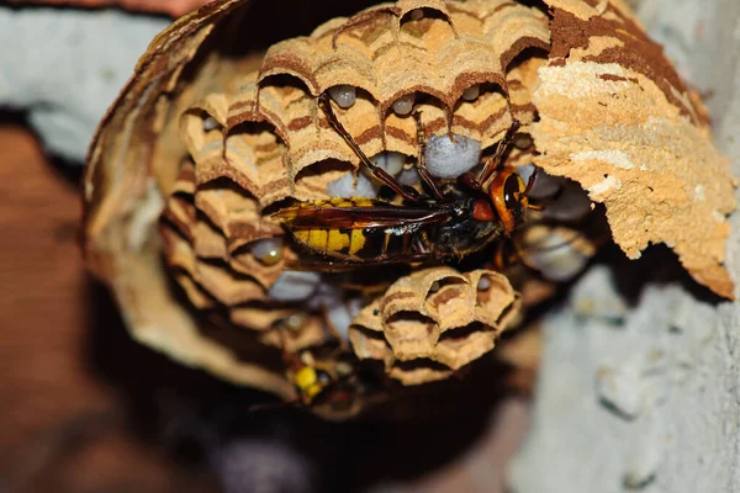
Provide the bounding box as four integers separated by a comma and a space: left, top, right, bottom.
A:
319, 93, 420, 202
477, 119, 520, 185
412, 110, 446, 201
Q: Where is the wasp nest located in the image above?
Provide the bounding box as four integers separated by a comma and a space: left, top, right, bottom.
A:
350, 268, 519, 385
84, 0, 735, 416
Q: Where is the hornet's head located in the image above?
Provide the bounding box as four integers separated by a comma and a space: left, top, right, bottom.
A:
471, 167, 531, 235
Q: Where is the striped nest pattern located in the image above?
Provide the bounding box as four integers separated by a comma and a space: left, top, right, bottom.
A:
350, 268, 519, 385
84, 0, 735, 415
159, 0, 550, 388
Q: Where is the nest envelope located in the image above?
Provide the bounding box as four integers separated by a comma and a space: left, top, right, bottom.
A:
84, 0, 735, 415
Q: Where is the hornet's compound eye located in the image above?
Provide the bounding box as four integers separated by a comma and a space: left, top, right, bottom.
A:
503, 173, 526, 210
490, 167, 527, 234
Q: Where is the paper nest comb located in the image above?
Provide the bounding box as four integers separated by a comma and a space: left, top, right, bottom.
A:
350, 268, 519, 385
84, 0, 735, 415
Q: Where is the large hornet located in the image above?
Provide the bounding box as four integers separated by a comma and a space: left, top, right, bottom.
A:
273, 92, 539, 269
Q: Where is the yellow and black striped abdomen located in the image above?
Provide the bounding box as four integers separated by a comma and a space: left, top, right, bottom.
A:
292, 227, 368, 257
274, 197, 420, 261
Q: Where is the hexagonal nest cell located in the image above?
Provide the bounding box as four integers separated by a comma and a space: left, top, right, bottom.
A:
84, 0, 735, 418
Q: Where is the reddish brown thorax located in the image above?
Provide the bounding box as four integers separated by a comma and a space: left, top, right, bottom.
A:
472, 198, 495, 221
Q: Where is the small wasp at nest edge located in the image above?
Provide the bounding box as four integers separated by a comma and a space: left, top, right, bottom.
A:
287, 349, 359, 409
272, 92, 540, 270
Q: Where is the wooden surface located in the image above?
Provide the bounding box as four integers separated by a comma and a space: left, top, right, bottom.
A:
0, 124, 215, 492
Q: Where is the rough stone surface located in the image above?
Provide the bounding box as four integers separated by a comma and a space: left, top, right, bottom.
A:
0, 7, 166, 161
510, 1, 740, 491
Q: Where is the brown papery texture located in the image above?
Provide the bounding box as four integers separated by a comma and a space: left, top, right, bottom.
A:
535, 0, 735, 298
349, 268, 519, 385
83, 0, 735, 413
156, 0, 548, 389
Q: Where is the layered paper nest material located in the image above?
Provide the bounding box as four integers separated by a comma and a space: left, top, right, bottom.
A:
533, 0, 735, 298
84, 0, 735, 410
350, 268, 519, 385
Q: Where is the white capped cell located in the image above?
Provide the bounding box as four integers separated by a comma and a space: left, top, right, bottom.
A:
371, 151, 406, 176
477, 275, 491, 291
203, 116, 219, 131
424, 133, 481, 179
392, 93, 415, 116
517, 164, 561, 200
327, 84, 356, 109
268, 271, 320, 302
523, 230, 591, 282
327, 171, 377, 198
543, 180, 591, 221
249, 237, 283, 266
397, 167, 420, 186
462, 85, 480, 102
